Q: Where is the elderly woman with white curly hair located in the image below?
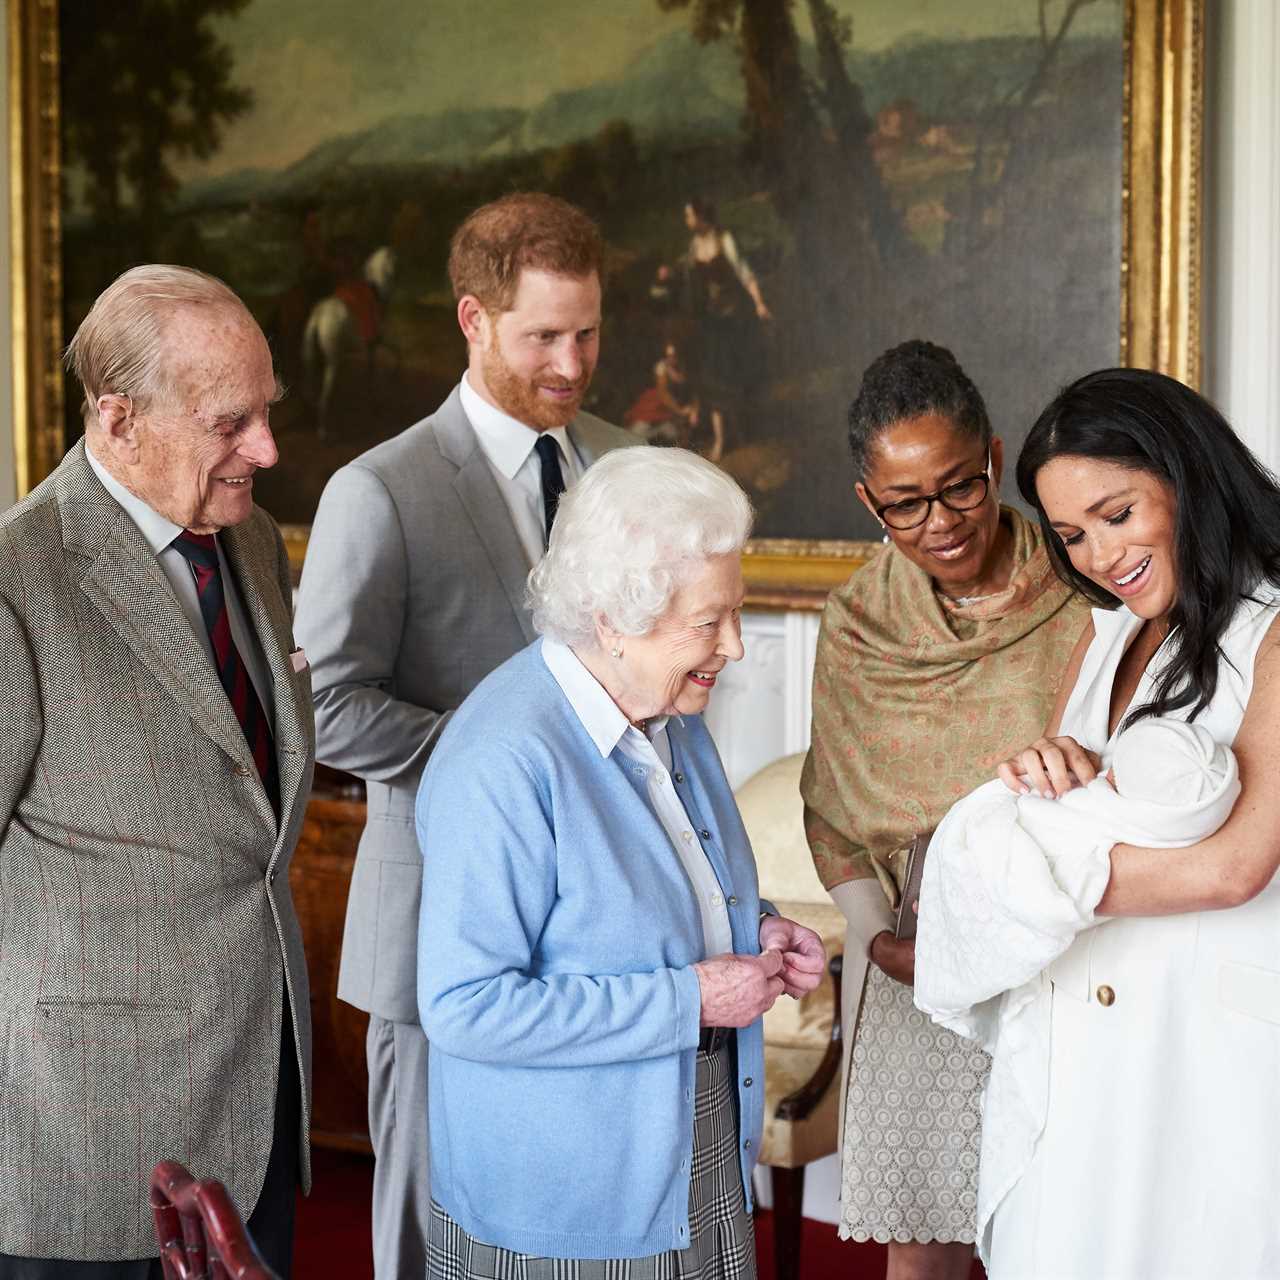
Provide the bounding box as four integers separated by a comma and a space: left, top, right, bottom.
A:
414, 446, 825, 1280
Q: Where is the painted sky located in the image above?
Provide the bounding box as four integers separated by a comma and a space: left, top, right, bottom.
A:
185, 0, 1123, 178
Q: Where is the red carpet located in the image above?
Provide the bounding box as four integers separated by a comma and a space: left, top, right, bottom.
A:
296, 1149, 985, 1279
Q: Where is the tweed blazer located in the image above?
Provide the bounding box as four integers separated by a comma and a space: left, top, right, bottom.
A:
294, 386, 641, 1022
0, 442, 315, 1261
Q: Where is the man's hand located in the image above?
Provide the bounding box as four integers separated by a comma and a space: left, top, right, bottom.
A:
693, 950, 786, 1026
759, 914, 826, 998
870, 930, 915, 986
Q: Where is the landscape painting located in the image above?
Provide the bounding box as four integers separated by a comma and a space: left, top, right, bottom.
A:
54, 0, 1131, 552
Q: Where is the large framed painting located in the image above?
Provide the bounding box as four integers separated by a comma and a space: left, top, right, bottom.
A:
11, 0, 1202, 607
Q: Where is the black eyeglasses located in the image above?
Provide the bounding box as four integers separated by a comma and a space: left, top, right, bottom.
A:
867, 459, 993, 531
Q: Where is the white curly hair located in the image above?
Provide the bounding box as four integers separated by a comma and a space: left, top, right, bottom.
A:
527, 447, 753, 647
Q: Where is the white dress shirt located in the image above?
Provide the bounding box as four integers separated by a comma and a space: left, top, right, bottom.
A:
541, 638, 733, 959
459, 373, 584, 568
85, 445, 275, 725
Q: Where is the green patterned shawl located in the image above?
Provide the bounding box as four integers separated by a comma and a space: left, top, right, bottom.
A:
801, 507, 1092, 903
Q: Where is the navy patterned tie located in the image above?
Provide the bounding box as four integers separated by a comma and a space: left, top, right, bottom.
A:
171, 531, 279, 813
534, 434, 566, 544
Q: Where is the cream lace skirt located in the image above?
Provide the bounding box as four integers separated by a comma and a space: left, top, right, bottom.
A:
839, 964, 989, 1244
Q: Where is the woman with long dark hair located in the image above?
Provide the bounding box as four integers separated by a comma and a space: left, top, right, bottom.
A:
978, 367, 1280, 1278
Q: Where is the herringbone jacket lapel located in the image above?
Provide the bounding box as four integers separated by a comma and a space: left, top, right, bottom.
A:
60, 448, 259, 780
221, 517, 311, 847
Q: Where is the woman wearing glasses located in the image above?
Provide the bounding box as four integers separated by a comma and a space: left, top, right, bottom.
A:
801, 341, 1090, 1278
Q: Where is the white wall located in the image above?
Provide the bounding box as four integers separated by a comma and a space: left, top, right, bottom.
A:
1204, 0, 1280, 471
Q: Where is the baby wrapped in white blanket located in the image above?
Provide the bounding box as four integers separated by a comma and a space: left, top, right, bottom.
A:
912, 718, 1239, 1238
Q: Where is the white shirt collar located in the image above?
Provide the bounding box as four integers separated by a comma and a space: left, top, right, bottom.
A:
85, 443, 184, 555
459, 372, 574, 480
541, 638, 671, 759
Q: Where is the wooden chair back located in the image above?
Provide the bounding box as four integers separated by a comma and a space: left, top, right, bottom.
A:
150, 1160, 280, 1280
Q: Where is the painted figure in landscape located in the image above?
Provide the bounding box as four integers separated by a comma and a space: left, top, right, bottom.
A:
625, 341, 701, 445
680, 198, 772, 462
302, 242, 400, 433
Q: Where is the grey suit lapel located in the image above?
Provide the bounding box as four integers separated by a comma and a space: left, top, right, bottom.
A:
221, 520, 310, 845
568, 414, 627, 466
434, 388, 538, 644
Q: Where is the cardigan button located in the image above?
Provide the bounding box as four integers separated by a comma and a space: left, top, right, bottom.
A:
727, 896, 738, 907
673, 772, 685, 783
699, 829, 711, 840
1096, 984, 1116, 1007
743, 1139, 752, 1150
743, 1077, 753, 1087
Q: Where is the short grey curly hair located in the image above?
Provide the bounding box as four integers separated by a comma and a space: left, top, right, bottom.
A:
528, 447, 753, 647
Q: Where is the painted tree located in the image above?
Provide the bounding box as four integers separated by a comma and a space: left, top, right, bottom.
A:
656, 0, 904, 339
952, 0, 1105, 256
803, 0, 912, 265
61, 0, 253, 233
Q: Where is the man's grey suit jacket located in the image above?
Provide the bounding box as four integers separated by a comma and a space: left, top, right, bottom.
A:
295, 386, 641, 1023
0, 442, 316, 1261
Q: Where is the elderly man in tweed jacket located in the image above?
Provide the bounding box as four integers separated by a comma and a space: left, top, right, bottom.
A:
0, 266, 315, 1279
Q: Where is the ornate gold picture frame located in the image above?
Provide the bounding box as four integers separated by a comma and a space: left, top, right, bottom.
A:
9, 0, 1202, 609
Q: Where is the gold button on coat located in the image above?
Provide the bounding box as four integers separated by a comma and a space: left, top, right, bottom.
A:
1096, 984, 1116, 1007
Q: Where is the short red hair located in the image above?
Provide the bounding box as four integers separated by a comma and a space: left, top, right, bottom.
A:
448, 192, 604, 312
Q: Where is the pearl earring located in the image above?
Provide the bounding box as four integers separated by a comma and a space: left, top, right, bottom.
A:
611, 646, 622, 659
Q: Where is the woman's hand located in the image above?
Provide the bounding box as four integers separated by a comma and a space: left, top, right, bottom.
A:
759, 915, 826, 997
694, 951, 786, 1026
996, 735, 1101, 799
870, 930, 915, 986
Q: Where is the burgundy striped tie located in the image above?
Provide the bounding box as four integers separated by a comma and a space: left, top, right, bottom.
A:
171, 530, 279, 813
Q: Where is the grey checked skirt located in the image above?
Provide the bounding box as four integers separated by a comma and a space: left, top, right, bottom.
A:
426, 1044, 757, 1280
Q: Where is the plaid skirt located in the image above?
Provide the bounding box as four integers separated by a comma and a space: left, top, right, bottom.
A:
426, 1043, 757, 1280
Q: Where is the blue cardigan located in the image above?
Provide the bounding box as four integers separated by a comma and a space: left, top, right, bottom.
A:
416, 640, 767, 1259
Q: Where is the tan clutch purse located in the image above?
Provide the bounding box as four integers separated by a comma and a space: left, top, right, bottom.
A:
894, 829, 935, 941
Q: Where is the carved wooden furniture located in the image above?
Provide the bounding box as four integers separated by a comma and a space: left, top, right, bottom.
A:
289, 767, 372, 1151
151, 1160, 278, 1280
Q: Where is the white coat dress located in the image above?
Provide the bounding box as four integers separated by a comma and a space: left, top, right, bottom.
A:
986, 589, 1280, 1279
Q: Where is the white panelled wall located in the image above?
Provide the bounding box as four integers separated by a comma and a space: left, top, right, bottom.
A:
1205, 0, 1280, 468
702, 610, 822, 790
